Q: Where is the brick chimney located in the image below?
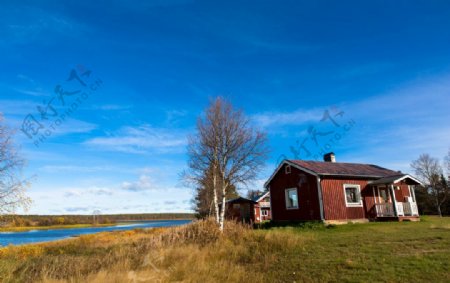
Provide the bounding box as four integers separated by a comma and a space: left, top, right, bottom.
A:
323, 152, 336, 162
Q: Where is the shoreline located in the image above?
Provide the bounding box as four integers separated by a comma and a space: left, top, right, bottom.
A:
0, 219, 194, 233
0, 223, 116, 233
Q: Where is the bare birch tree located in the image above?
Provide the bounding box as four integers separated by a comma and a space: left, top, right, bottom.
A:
446, 148, 450, 176
186, 97, 269, 230
0, 114, 31, 215
411, 153, 447, 217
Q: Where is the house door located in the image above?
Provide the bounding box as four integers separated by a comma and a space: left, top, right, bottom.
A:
378, 187, 390, 203
240, 204, 251, 222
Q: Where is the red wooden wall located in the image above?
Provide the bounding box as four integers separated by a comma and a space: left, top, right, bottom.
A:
320, 177, 369, 220
268, 164, 321, 221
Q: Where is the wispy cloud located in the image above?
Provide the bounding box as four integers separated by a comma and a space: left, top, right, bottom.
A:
259, 73, 450, 175
121, 174, 158, 192
335, 62, 395, 79
63, 186, 114, 198
41, 165, 117, 174
52, 119, 98, 135
252, 108, 323, 128
13, 88, 50, 97
84, 124, 187, 154
165, 109, 187, 125
65, 206, 93, 213
0, 99, 39, 116
91, 104, 133, 111
1, 5, 87, 45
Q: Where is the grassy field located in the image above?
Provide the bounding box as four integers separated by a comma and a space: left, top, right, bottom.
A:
0, 217, 449, 282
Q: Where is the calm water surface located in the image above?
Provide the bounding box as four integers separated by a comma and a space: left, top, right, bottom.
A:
0, 220, 191, 246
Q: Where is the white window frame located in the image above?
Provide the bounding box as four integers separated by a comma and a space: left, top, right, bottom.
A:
285, 188, 299, 210
343, 184, 363, 207
285, 165, 291, 174
261, 209, 268, 216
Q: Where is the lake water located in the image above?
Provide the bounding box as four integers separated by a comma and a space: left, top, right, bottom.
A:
0, 220, 192, 246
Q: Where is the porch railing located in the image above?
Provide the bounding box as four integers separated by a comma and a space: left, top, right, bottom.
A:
403, 202, 419, 216
375, 203, 395, 217
396, 203, 404, 216
375, 202, 419, 217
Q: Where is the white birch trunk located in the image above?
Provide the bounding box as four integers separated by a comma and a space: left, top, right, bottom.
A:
212, 170, 220, 223
219, 174, 227, 231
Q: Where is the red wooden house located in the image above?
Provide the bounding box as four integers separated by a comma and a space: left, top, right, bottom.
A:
252, 191, 272, 223
264, 153, 422, 224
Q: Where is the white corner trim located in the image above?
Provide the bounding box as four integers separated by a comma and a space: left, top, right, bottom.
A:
264, 160, 318, 189
316, 177, 324, 220
254, 191, 270, 203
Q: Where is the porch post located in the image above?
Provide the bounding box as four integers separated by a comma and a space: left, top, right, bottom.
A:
372, 186, 378, 216
410, 185, 417, 203
389, 185, 398, 217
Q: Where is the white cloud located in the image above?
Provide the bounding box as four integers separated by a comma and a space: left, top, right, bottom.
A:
13, 88, 50, 97
64, 190, 83, 198
1, 6, 87, 45
0, 99, 38, 116
252, 108, 323, 128
41, 165, 117, 173
84, 124, 187, 154
121, 174, 158, 192
91, 104, 133, 111
63, 186, 114, 198
52, 119, 98, 135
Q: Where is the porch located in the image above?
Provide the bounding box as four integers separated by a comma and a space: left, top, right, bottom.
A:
369, 174, 422, 220
375, 202, 419, 217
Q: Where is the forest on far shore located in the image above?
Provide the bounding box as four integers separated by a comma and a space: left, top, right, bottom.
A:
0, 213, 195, 227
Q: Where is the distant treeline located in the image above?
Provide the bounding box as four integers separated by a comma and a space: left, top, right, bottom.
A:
415, 186, 450, 216
0, 213, 195, 227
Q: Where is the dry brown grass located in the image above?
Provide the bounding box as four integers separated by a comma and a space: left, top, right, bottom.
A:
0, 219, 265, 282
1, 217, 449, 283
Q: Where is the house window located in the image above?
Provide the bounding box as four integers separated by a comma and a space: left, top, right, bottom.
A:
285, 165, 291, 174
285, 188, 298, 209
233, 203, 240, 209
261, 209, 269, 216
344, 184, 362, 207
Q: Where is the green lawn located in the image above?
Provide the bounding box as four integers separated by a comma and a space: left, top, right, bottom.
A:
0, 216, 448, 282
261, 217, 450, 282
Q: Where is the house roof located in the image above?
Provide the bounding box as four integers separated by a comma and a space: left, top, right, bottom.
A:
264, 159, 413, 189
289, 160, 400, 178
225, 197, 257, 204
252, 191, 270, 202
368, 174, 423, 185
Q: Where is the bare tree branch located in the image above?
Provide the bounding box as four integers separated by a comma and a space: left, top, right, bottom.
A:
411, 153, 448, 216
183, 97, 269, 230
0, 113, 31, 215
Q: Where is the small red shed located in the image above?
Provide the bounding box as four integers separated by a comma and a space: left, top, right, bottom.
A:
265, 153, 423, 224
223, 197, 257, 223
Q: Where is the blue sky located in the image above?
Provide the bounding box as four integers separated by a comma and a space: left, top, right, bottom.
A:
1, 1, 449, 214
